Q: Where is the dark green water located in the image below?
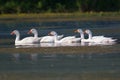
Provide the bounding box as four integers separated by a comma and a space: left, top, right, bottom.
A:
0, 20, 120, 80
0, 53, 120, 80
0, 53, 119, 72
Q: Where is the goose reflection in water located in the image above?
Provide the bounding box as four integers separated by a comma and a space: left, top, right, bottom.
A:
12, 53, 38, 62
29, 53, 38, 61
41, 42, 116, 47
15, 44, 40, 48
40, 43, 55, 47
12, 53, 20, 62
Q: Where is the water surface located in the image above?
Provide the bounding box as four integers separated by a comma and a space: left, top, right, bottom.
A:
0, 20, 120, 80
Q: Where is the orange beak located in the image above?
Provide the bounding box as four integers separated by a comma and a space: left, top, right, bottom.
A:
74, 30, 78, 33
48, 33, 51, 36
84, 31, 86, 34
28, 30, 32, 34
48, 32, 53, 36
10, 31, 14, 35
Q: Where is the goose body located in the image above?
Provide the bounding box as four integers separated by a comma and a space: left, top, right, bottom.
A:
40, 35, 64, 43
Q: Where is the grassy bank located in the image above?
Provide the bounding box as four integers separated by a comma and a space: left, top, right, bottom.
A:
0, 12, 120, 22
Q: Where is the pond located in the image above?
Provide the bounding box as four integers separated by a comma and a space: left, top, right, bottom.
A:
0, 20, 120, 80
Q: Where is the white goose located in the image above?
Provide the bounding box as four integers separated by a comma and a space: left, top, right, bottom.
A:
11, 30, 40, 45
84, 29, 117, 43
49, 31, 78, 43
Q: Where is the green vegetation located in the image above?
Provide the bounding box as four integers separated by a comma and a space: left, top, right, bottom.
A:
0, 0, 120, 14
0, 12, 120, 22
0, 0, 120, 21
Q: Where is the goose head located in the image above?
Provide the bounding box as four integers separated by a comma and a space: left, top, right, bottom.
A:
74, 29, 83, 33
28, 28, 38, 37
84, 29, 92, 34
11, 30, 19, 35
84, 29, 92, 39
74, 29, 85, 39
49, 31, 58, 36
11, 30, 20, 42
28, 28, 37, 34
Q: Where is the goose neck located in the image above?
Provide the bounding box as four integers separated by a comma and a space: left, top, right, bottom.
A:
88, 32, 92, 39
33, 31, 38, 38
79, 32, 84, 39
53, 35, 58, 42
15, 32, 20, 41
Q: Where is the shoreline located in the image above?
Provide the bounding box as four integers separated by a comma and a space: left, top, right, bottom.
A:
0, 12, 120, 22
0, 45, 119, 54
